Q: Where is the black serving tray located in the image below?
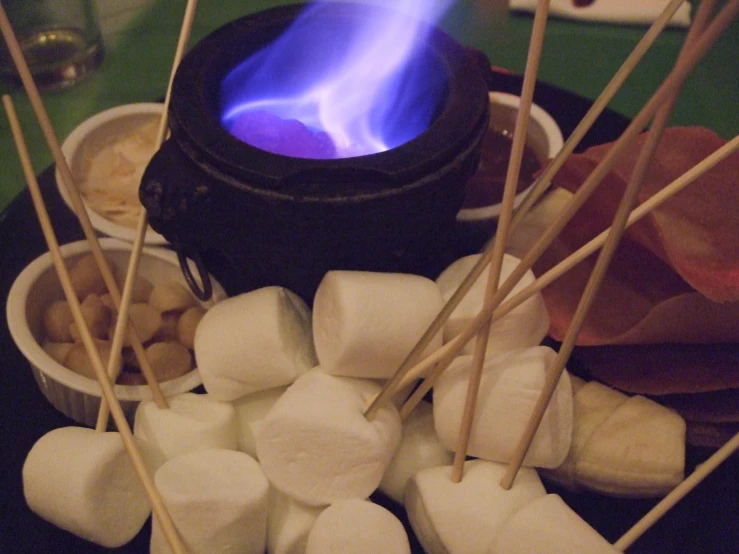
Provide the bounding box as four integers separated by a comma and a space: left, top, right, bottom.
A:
1, 68, 737, 553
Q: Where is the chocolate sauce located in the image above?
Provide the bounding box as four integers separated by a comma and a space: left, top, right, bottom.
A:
461, 128, 542, 208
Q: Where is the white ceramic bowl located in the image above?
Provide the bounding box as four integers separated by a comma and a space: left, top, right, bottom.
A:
456, 92, 564, 232
56, 103, 168, 245
7, 238, 226, 427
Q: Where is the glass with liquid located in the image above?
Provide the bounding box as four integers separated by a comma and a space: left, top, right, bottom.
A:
0, 0, 104, 91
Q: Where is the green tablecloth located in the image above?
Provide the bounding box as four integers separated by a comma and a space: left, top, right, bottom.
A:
1, 0, 737, 212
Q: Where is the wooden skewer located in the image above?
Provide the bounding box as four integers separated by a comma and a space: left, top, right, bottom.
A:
93, 211, 153, 430
508, 0, 688, 233
497, 134, 739, 323
0, 2, 168, 410
3, 94, 188, 554
365, 0, 687, 420
399, 0, 739, 424
364, 239, 492, 419
387, 334, 463, 397
450, 0, 551, 483
96, 0, 200, 431
614, 430, 739, 550
499, 0, 730, 490
398, 131, 739, 421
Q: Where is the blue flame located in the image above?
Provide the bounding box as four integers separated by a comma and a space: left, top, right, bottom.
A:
221, 0, 453, 159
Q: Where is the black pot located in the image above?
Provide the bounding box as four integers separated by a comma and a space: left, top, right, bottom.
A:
140, 2, 489, 301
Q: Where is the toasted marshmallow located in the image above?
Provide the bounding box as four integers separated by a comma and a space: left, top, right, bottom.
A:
435, 254, 549, 356
312, 271, 443, 379
404, 460, 546, 554
194, 286, 317, 401
23, 427, 157, 548
256, 369, 402, 506
433, 346, 573, 469
150, 449, 269, 554
134, 392, 238, 465
305, 499, 410, 554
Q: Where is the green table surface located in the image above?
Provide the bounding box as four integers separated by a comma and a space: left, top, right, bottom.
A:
0, 0, 737, 212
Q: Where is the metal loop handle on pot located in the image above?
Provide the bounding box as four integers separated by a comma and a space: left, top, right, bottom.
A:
176, 244, 213, 301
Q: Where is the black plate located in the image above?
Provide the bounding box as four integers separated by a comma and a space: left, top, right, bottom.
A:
1, 69, 737, 553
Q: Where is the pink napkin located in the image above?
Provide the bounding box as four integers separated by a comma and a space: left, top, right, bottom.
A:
509, 0, 691, 28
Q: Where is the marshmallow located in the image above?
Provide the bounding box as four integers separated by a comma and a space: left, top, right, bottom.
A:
435, 253, 549, 356
433, 346, 573, 469
256, 368, 402, 506
22, 427, 157, 548
380, 400, 453, 504
574, 386, 685, 497
490, 494, 620, 554
312, 270, 444, 379
542, 379, 629, 490
542, 381, 686, 497
404, 460, 546, 554
267, 489, 325, 554
233, 386, 287, 459
305, 499, 410, 554
150, 449, 269, 554
568, 372, 588, 395
194, 286, 317, 400
134, 392, 238, 465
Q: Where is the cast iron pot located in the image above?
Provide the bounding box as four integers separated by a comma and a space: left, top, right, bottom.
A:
140, 2, 490, 301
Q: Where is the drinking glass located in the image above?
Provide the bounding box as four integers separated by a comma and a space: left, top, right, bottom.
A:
0, 0, 105, 90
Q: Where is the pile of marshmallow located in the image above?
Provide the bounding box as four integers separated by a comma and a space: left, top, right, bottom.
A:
23, 253, 687, 553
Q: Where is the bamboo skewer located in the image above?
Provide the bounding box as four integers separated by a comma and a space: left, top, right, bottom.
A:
362, 0, 688, 420
3, 1, 732, 550
396, 133, 739, 418
96, 0, 200, 431
400, 134, 738, 420
3, 94, 188, 554
496, 135, 738, 321
615, 430, 739, 550
398, 0, 739, 424
509, 0, 687, 233
499, 0, 730, 491
0, 1, 168, 410
450, 0, 551, 483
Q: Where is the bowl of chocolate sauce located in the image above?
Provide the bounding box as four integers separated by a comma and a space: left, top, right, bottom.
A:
456, 92, 563, 239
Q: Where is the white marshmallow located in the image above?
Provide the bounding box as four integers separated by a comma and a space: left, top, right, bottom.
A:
196, 371, 254, 403
194, 286, 317, 400
134, 392, 238, 465
542, 381, 686, 497
404, 460, 546, 554
150, 449, 269, 554
233, 386, 287, 459
541, 379, 629, 491
305, 499, 410, 554
267, 489, 324, 554
433, 347, 573, 469
435, 254, 549, 356
256, 368, 402, 506
380, 400, 453, 504
22, 427, 156, 548
574, 391, 686, 497
490, 494, 620, 554
312, 270, 444, 379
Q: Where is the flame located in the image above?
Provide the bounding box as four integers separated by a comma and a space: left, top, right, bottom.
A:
220, 0, 453, 159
